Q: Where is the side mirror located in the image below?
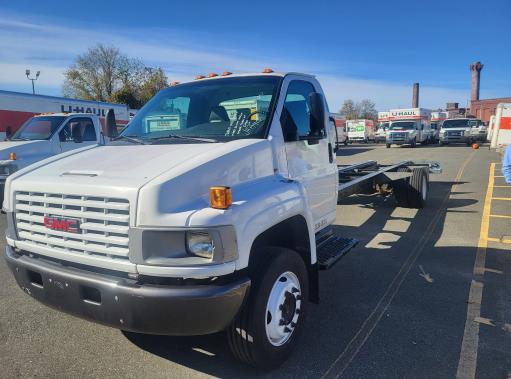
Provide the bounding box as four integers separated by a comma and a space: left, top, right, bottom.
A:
105, 109, 118, 138
309, 92, 326, 136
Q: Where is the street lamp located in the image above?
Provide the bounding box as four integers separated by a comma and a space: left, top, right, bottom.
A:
25, 69, 40, 95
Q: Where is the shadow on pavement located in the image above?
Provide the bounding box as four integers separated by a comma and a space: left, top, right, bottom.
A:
121, 179, 510, 378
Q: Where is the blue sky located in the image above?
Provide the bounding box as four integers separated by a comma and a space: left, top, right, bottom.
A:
0, 0, 509, 111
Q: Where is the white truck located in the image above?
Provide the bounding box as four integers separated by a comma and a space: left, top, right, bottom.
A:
346, 119, 375, 143
0, 90, 130, 137
330, 113, 348, 146
386, 108, 433, 148
430, 111, 448, 142
3, 71, 439, 369
488, 103, 511, 150
0, 113, 105, 203
439, 118, 482, 146
375, 111, 390, 143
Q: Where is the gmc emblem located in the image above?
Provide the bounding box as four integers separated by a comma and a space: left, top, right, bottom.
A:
44, 216, 81, 234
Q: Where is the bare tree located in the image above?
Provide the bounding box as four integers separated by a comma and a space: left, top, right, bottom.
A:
358, 99, 378, 121
340, 99, 359, 120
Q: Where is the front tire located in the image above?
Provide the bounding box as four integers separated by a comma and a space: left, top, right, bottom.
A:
227, 248, 309, 369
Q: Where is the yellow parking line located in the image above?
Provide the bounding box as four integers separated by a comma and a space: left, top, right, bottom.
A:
486, 237, 511, 244
492, 197, 511, 201
457, 162, 495, 378
490, 214, 511, 219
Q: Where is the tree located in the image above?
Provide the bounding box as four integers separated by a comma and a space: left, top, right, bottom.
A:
340, 99, 359, 120
358, 99, 378, 121
64, 44, 168, 108
339, 99, 378, 121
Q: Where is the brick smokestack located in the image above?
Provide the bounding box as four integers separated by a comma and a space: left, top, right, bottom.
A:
470, 61, 483, 101
412, 83, 419, 108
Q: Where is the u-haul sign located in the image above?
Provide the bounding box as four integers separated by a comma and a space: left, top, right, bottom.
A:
389, 108, 431, 120
378, 111, 390, 122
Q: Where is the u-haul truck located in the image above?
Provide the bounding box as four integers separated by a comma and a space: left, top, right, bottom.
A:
330, 113, 348, 145
376, 111, 390, 143
386, 108, 432, 148
346, 119, 375, 143
0, 90, 130, 138
489, 103, 511, 151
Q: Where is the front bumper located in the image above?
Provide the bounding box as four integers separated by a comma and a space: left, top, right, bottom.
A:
440, 134, 471, 143
5, 246, 250, 336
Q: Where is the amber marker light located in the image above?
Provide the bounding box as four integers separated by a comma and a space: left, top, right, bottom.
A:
262, 68, 274, 73
209, 186, 232, 209
207, 73, 218, 78
170, 81, 180, 86
8, 152, 16, 160
195, 75, 206, 80
222, 71, 232, 76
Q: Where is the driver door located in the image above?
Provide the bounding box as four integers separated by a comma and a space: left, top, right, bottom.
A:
280, 79, 338, 231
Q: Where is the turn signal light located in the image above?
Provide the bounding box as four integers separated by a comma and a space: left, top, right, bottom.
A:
195, 75, 205, 80
222, 71, 232, 76
8, 152, 16, 160
207, 73, 218, 78
209, 186, 232, 209
262, 68, 274, 73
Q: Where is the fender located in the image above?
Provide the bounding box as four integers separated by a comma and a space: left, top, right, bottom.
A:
188, 175, 317, 270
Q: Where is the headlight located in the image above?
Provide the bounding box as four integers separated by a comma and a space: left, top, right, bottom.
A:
186, 231, 215, 259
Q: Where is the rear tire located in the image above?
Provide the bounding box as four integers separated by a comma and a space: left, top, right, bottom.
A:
393, 167, 429, 208
227, 247, 309, 369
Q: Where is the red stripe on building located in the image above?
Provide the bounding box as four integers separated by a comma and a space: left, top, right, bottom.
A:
0, 109, 37, 132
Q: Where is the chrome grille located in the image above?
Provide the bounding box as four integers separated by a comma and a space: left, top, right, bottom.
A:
15, 191, 130, 261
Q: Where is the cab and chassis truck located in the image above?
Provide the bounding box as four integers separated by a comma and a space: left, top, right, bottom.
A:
3, 72, 440, 369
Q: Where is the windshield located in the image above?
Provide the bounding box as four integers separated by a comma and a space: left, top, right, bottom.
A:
442, 119, 470, 128
389, 121, 416, 130
468, 119, 483, 127
11, 116, 66, 140
378, 122, 389, 131
120, 76, 280, 143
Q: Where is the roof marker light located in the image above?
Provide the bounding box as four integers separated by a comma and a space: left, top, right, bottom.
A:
207, 73, 218, 78
262, 68, 274, 73
170, 81, 180, 86
222, 71, 232, 76
195, 75, 206, 80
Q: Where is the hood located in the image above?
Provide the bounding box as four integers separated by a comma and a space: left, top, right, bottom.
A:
8, 140, 275, 219
0, 140, 50, 160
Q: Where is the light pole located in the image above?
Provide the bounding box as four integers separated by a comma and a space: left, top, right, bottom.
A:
25, 69, 40, 94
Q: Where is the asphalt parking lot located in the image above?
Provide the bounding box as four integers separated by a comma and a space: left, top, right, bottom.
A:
1, 143, 510, 378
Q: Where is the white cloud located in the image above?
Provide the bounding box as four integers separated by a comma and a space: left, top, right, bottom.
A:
0, 13, 470, 110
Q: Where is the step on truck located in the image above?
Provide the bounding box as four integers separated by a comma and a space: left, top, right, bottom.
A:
3, 71, 441, 369
386, 108, 433, 148
0, 112, 108, 204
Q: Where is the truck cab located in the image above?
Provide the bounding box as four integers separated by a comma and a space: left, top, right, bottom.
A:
386, 119, 431, 148
439, 118, 475, 145
4, 72, 341, 369
375, 122, 389, 143
0, 113, 102, 200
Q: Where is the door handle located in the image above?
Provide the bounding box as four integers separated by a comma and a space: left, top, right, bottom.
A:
328, 142, 334, 163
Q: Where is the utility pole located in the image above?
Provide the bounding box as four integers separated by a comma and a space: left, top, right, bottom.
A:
25, 69, 40, 94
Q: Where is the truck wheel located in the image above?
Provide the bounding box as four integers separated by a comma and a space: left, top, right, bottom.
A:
227, 247, 308, 369
386, 143, 391, 148
393, 167, 429, 208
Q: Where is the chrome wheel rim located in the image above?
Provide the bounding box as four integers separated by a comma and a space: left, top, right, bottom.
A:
265, 271, 301, 346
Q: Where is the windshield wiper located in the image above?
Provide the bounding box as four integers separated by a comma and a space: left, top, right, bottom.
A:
112, 135, 147, 145
149, 134, 217, 143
